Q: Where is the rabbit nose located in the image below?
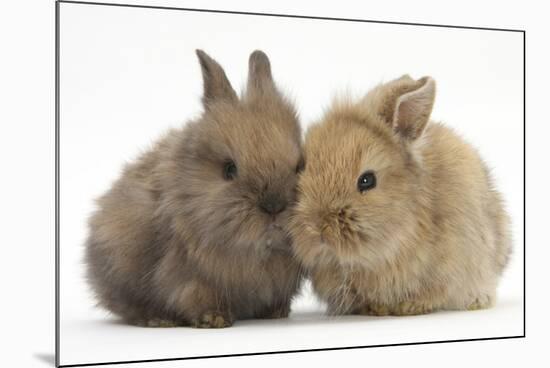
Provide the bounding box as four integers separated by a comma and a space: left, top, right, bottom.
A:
259, 194, 287, 215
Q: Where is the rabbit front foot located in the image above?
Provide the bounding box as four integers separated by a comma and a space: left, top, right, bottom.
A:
192, 311, 234, 328
466, 295, 494, 311
394, 301, 434, 316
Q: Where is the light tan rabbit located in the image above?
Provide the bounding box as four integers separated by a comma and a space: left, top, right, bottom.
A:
290, 75, 511, 316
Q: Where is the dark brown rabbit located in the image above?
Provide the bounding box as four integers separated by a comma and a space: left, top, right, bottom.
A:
85, 50, 304, 328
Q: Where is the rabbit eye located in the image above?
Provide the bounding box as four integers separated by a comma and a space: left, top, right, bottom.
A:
357, 171, 376, 193
223, 160, 237, 180
295, 157, 305, 174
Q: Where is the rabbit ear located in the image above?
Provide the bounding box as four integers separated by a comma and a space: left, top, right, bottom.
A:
196, 50, 238, 107
372, 76, 436, 141
392, 77, 436, 140
246, 50, 277, 98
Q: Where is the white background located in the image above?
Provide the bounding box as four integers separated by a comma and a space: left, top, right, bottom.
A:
1, 0, 547, 367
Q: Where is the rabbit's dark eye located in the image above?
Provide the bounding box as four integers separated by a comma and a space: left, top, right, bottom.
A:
295, 157, 305, 174
357, 171, 376, 193
223, 160, 237, 180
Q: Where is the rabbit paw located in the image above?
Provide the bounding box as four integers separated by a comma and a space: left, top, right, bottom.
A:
467, 296, 493, 311
192, 311, 234, 328
394, 301, 434, 316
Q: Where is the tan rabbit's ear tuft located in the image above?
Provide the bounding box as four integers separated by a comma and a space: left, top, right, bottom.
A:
373, 76, 436, 141
246, 50, 277, 98
195, 49, 238, 107
392, 77, 436, 140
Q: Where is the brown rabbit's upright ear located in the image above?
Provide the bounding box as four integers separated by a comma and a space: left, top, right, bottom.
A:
246, 50, 277, 99
196, 49, 238, 107
376, 76, 436, 141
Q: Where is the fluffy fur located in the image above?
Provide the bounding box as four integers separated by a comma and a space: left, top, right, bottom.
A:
85, 50, 304, 328
290, 75, 511, 316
